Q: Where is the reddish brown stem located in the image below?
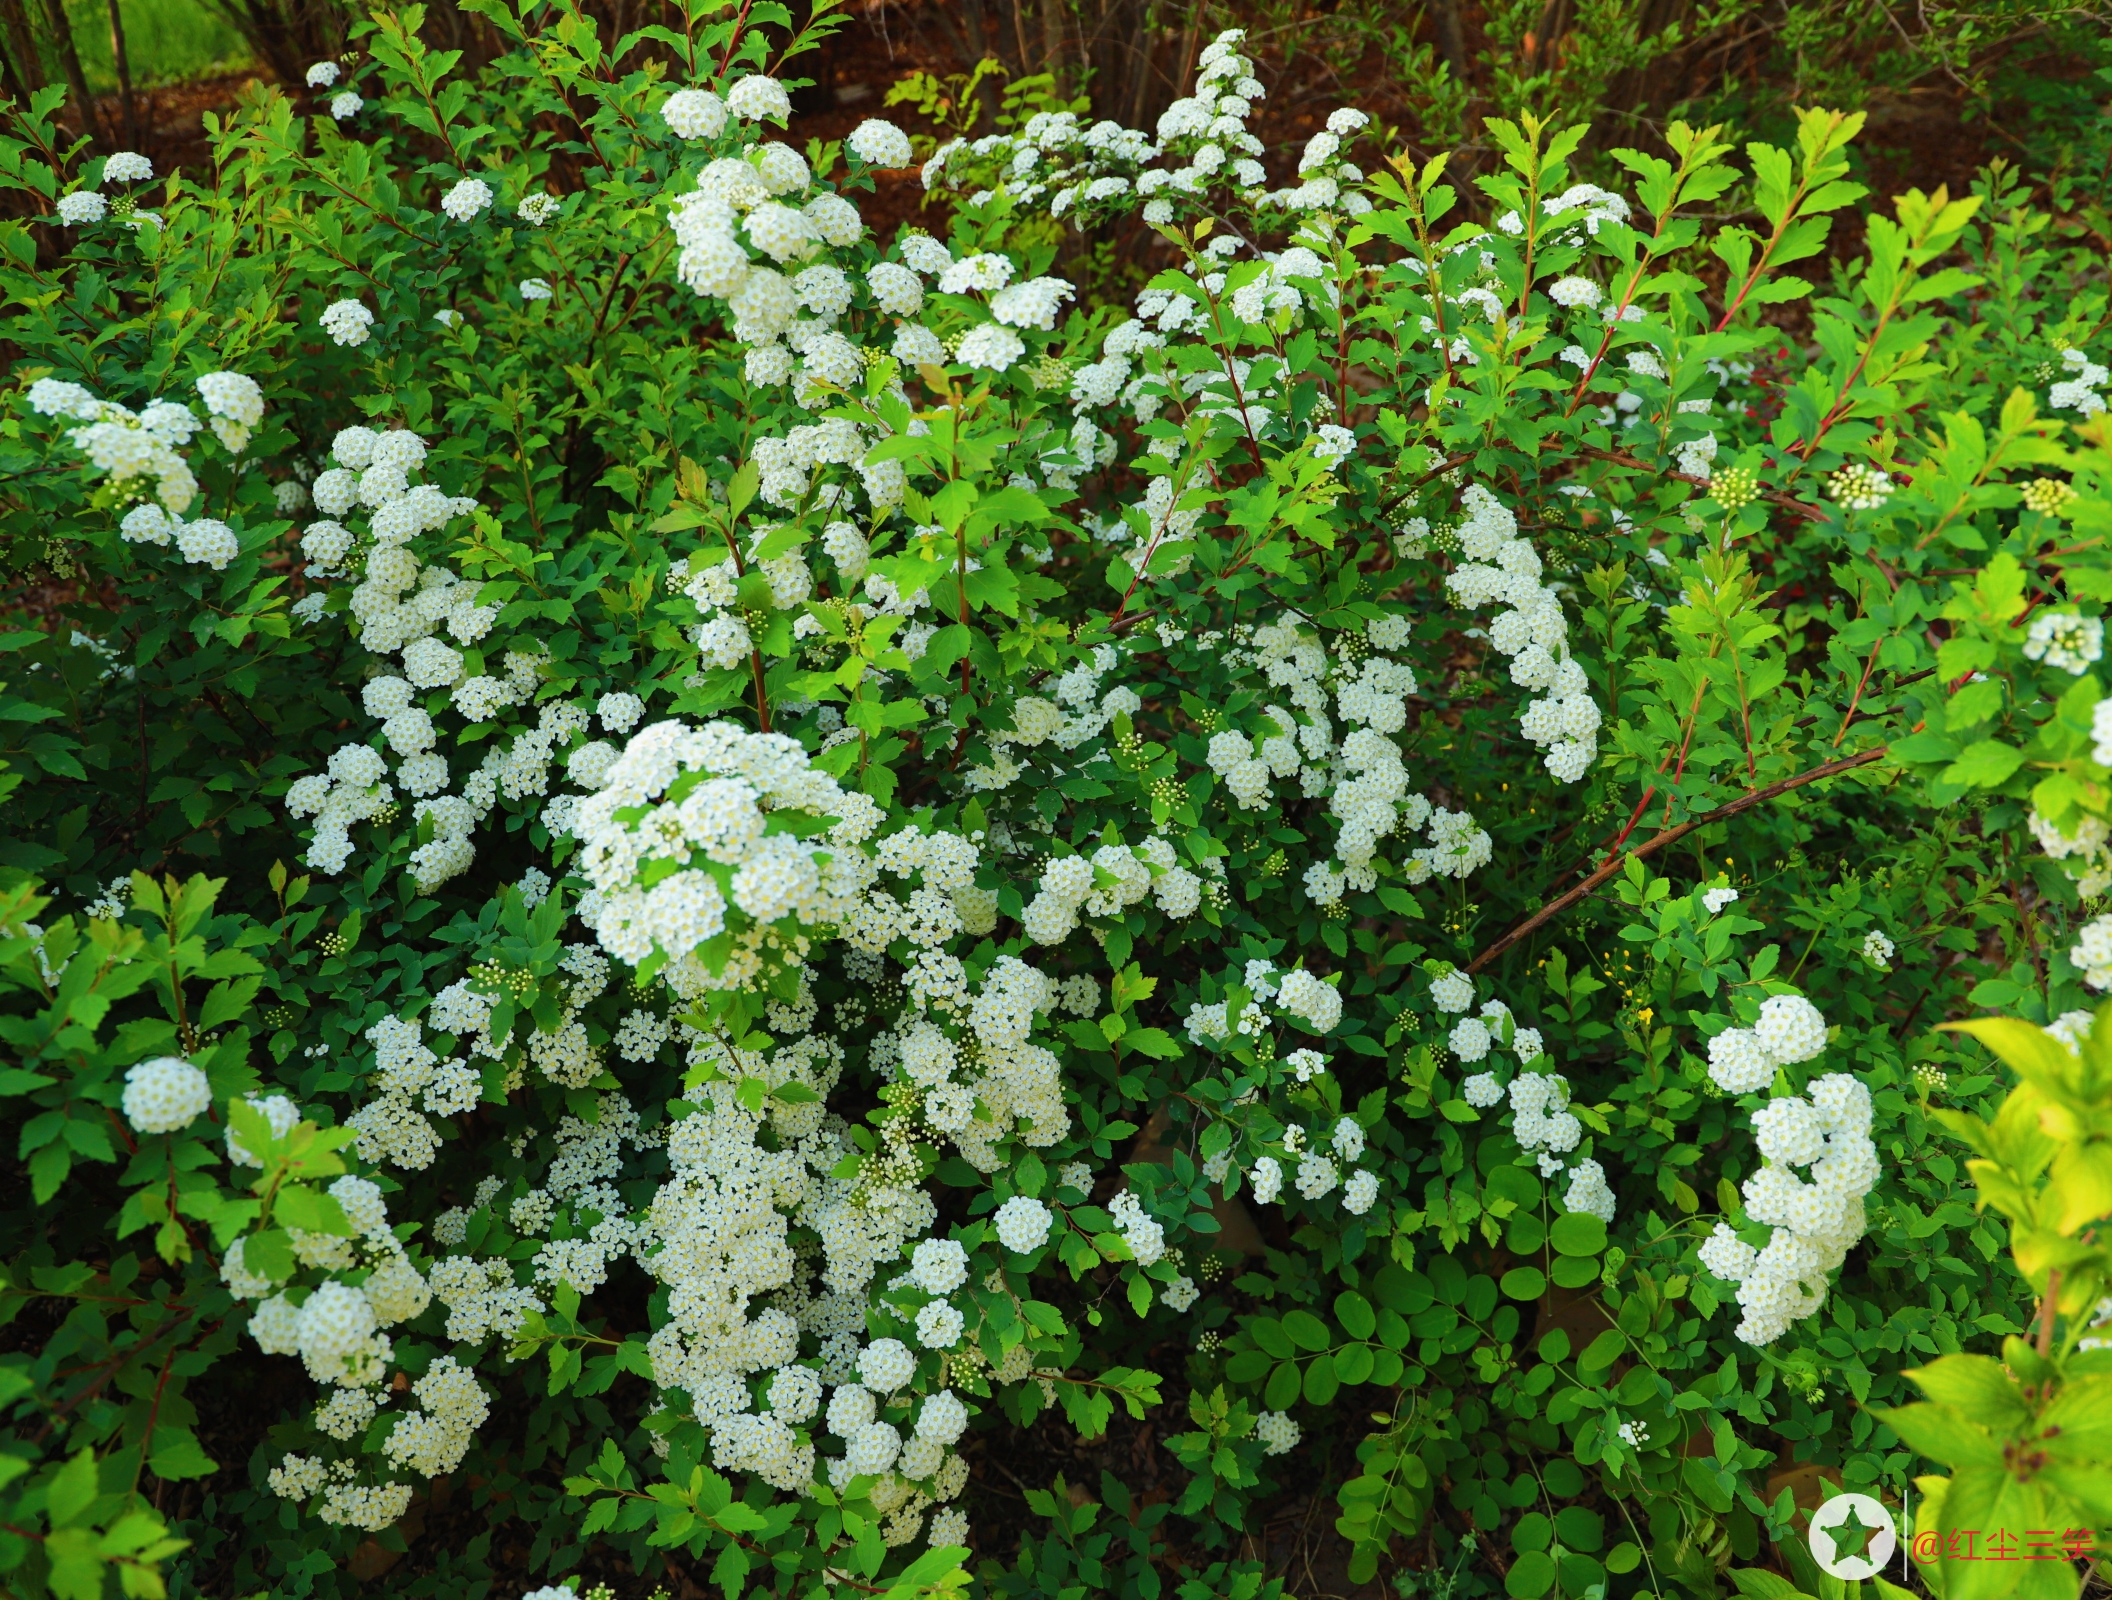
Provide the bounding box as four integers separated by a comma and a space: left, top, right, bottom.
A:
1468, 746, 1890, 972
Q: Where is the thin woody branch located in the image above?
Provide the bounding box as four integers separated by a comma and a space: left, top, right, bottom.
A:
1467, 745, 1891, 973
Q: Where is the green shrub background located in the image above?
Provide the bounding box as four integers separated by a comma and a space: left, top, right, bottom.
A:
1, 5, 2112, 1600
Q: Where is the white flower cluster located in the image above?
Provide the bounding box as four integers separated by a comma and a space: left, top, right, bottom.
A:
28, 371, 263, 519
2031, 806, 2112, 899
382, 1357, 490, 1477
2073, 913, 2112, 991
1254, 1410, 1301, 1455
1106, 1190, 1165, 1265
343, 987, 514, 1172
847, 118, 914, 169
661, 87, 728, 141
1825, 462, 1892, 512
281, 424, 504, 883
665, 113, 1076, 396
927, 31, 1370, 231
257, 1084, 679, 1516
2050, 347, 2108, 416
573, 718, 883, 995
2047, 1009, 2096, 1054
1705, 993, 1828, 1094
1495, 181, 1628, 241
440, 176, 493, 222
284, 741, 393, 877
321, 299, 375, 346
1562, 1159, 1616, 1223
965, 646, 1146, 792
1697, 1074, 1878, 1344
631, 1018, 995, 1546
862, 946, 1076, 1167
2024, 610, 2103, 675
1185, 958, 1342, 1043
1507, 1073, 1582, 1165
1019, 836, 1203, 944
244, 1182, 426, 1393
121, 1056, 211, 1134
1438, 970, 1551, 1134
1441, 485, 1601, 783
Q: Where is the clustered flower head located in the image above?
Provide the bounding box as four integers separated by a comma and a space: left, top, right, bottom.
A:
572, 718, 885, 995
2031, 806, 2112, 901
440, 177, 494, 223
26, 371, 265, 523
921, 30, 1371, 230
2073, 914, 2112, 991
321, 299, 375, 347
2023, 477, 2078, 516
122, 1056, 211, 1133
1563, 1159, 1616, 1223
847, 119, 914, 169
661, 88, 728, 141
1441, 486, 1601, 783
1706, 992, 1827, 1094
1698, 1074, 1878, 1344
2050, 348, 2108, 416
2023, 610, 2103, 675
282, 423, 494, 882
23, 26, 2009, 1568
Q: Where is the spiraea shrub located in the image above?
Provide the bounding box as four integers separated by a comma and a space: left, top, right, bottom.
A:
5, 4, 2112, 1598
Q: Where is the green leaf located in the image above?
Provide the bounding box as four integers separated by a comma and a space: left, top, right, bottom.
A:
1122, 1027, 1182, 1060
1871, 1403, 2004, 1470
1281, 1309, 1331, 1351
714, 1501, 768, 1534
1332, 1342, 1375, 1385
1264, 1361, 1302, 1411
1303, 1350, 1340, 1404
1725, 1572, 1808, 1600
148, 1427, 218, 1481
273, 1185, 353, 1236
1905, 1354, 2029, 1429
46, 1449, 99, 1527
1501, 1267, 1547, 1300
1941, 739, 2025, 789
1505, 1550, 1556, 1599
1248, 1317, 1295, 1359
1937, 1465, 2067, 1600
1550, 1213, 1607, 1257
1553, 1505, 1603, 1553
1333, 1290, 1376, 1340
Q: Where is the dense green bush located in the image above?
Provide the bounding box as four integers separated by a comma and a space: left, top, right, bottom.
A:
3, 5, 2112, 1600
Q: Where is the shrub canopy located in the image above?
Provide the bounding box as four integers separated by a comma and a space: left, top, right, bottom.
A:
3, 7, 2112, 1600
